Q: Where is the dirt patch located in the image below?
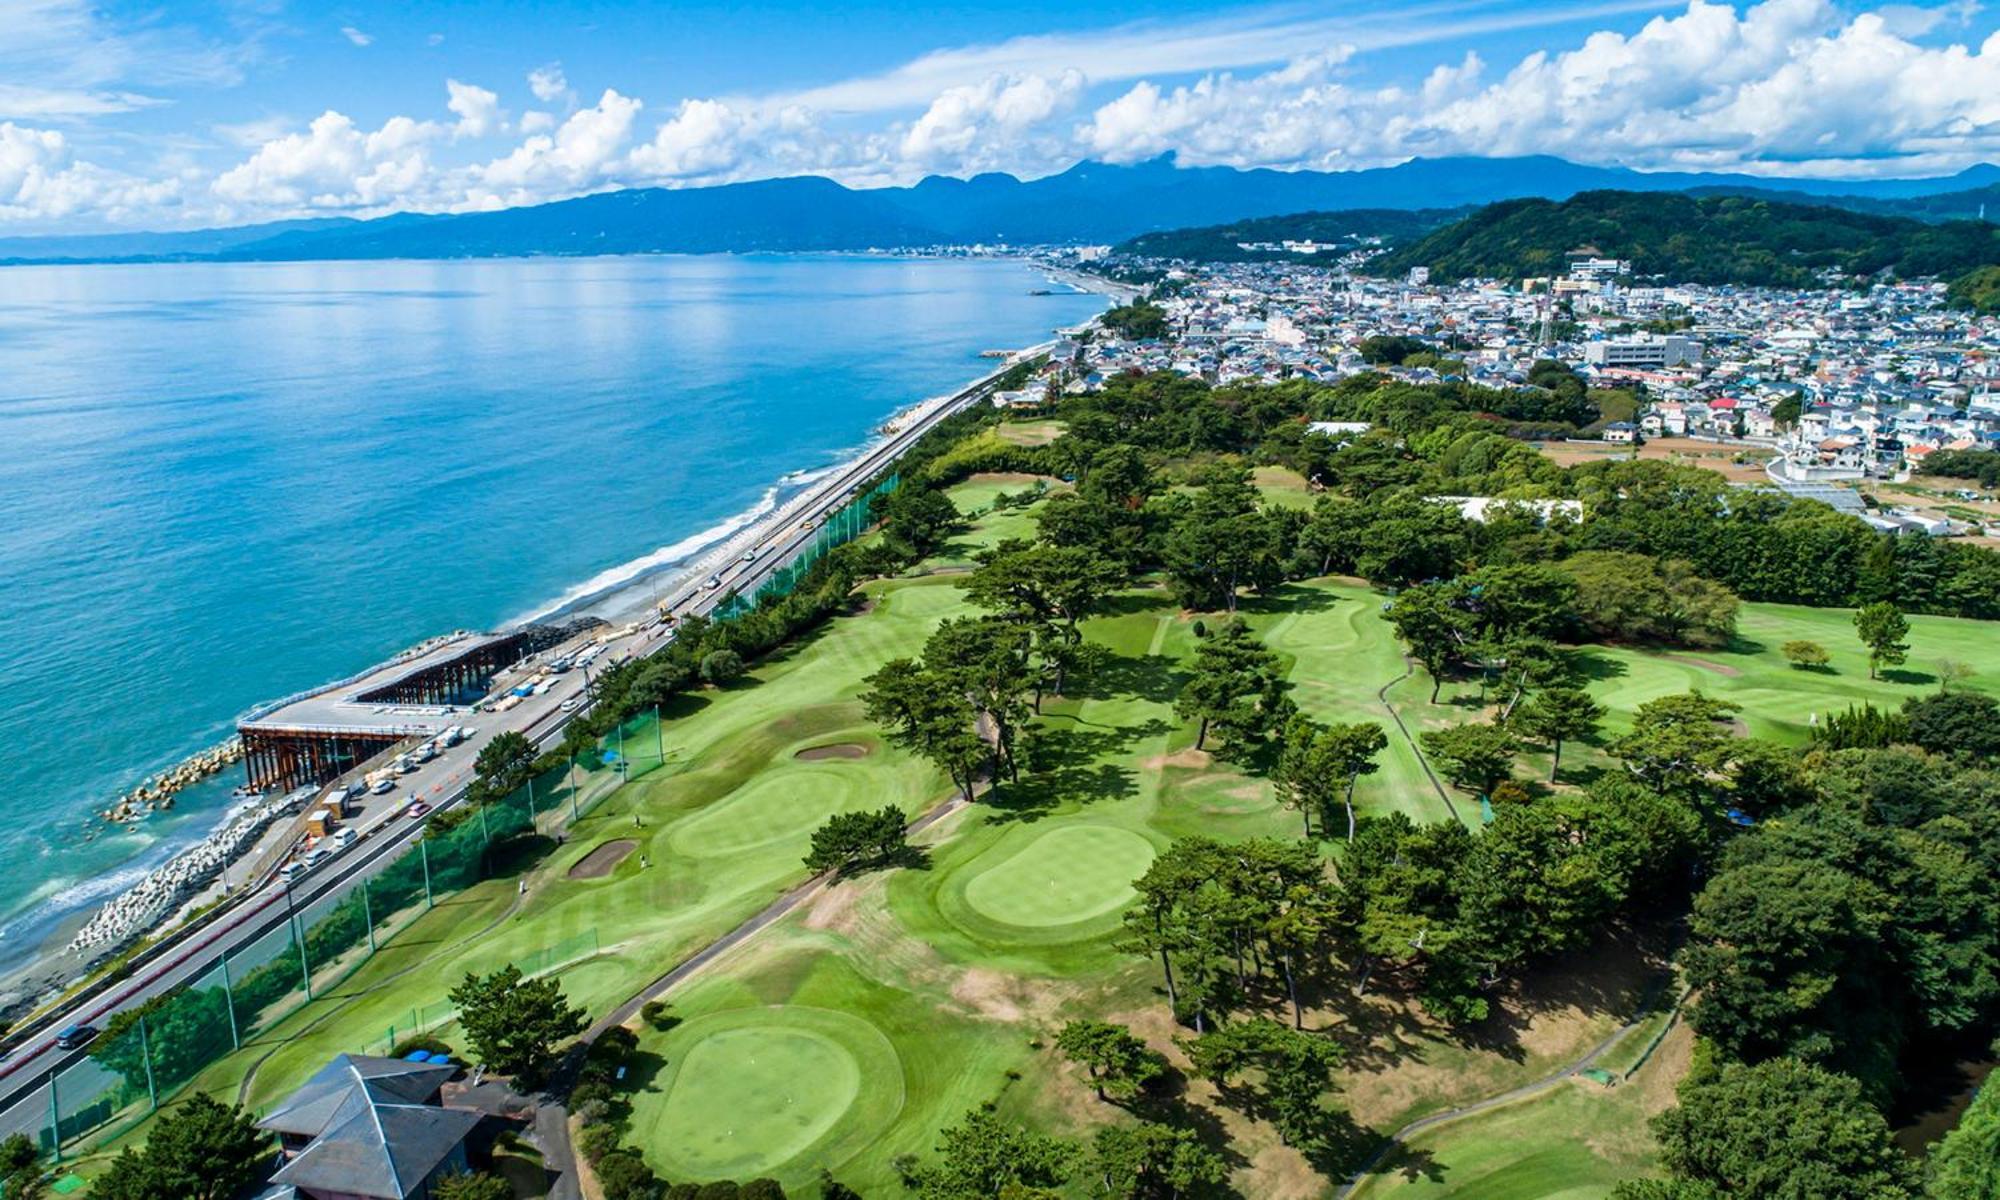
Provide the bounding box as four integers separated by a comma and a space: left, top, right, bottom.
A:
567, 839, 637, 879
1143, 747, 1214, 772
1659, 653, 1743, 678
947, 967, 1074, 1026
803, 876, 869, 934
795, 742, 870, 761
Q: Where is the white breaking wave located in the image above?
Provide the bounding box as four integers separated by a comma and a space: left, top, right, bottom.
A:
507, 457, 852, 626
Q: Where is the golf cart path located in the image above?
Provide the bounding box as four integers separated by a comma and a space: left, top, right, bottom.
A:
1332, 1007, 1650, 1198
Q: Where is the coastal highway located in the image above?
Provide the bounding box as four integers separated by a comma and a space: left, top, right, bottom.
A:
0, 341, 1048, 1143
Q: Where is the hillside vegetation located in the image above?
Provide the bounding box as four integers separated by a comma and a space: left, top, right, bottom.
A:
1372, 190, 2000, 287
1114, 207, 1464, 263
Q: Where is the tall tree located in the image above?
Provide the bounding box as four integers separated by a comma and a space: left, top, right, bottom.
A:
1926, 1064, 2000, 1200
1420, 722, 1517, 800
1054, 1020, 1166, 1103
1853, 601, 1910, 680
911, 1107, 1075, 1200
1173, 620, 1285, 752
1610, 691, 1742, 796
1513, 686, 1606, 781
92, 1094, 271, 1200
449, 963, 587, 1088
925, 617, 1038, 782
1089, 1122, 1228, 1200
803, 806, 911, 877
1182, 1018, 1345, 1150
1650, 1058, 1915, 1200
1387, 584, 1473, 702
862, 658, 987, 800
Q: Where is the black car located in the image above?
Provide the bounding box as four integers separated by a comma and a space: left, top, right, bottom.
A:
54, 1023, 97, 1051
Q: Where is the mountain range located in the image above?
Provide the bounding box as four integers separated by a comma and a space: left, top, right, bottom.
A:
6, 155, 2000, 265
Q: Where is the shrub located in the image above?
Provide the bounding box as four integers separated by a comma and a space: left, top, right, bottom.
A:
576, 1123, 620, 1165
1782, 640, 1831, 670
595, 1150, 662, 1200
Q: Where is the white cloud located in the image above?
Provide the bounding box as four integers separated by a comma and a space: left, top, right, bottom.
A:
339, 26, 372, 48
446, 79, 503, 138
0, 120, 182, 220
528, 62, 570, 104
519, 110, 556, 134
211, 109, 441, 209
1071, 0, 2000, 177
470, 88, 641, 203
901, 71, 1085, 166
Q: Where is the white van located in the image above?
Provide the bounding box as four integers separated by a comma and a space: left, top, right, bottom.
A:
331, 828, 358, 852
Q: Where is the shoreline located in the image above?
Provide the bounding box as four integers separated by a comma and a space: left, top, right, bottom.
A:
0, 288, 1096, 1014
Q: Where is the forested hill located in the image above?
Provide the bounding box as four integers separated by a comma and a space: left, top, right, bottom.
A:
1369, 190, 2000, 287
1113, 207, 1467, 263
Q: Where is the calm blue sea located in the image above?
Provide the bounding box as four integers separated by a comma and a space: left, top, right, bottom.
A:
0, 254, 1102, 977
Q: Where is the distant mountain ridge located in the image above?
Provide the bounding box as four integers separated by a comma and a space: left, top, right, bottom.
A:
5, 154, 2000, 265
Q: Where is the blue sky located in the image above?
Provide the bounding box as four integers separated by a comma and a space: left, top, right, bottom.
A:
5, 0, 2000, 231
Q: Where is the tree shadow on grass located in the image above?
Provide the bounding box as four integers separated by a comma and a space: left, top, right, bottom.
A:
1881, 667, 1936, 687
1366, 1143, 1447, 1189
1226, 581, 1343, 617
1565, 649, 1630, 683
1080, 649, 1188, 705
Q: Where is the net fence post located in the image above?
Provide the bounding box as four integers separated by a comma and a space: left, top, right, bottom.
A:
420, 840, 434, 908
220, 952, 241, 1050
361, 877, 376, 954
138, 1015, 158, 1113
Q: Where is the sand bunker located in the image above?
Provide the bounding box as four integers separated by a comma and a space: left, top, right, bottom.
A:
795, 743, 870, 761
568, 838, 637, 879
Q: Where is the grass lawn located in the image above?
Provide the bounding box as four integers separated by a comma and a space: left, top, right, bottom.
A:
1253, 465, 1319, 510
1348, 1021, 1692, 1200
994, 418, 1066, 447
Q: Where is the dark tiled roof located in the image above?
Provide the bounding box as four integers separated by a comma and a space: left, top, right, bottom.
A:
259, 1055, 475, 1200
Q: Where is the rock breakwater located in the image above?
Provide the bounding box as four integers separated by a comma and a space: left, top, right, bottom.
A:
101, 738, 245, 825
66, 789, 300, 962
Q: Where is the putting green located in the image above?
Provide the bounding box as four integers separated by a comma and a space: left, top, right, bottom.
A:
670, 763, 875, 857
961, 825, 1155, 928
638, 1006, 903, 1180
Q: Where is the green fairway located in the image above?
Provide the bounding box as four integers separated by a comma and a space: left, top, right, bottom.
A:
959, 824, 1155, 928
669, 760, 883, 857
636, 1005, 901, 1180
1581, 601, 2000, 745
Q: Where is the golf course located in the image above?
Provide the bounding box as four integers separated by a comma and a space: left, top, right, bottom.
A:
87, 466, 2000, 1199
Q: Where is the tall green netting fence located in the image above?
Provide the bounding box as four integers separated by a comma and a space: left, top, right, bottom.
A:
373, 927, 601, 1054
714, 473, 897, 620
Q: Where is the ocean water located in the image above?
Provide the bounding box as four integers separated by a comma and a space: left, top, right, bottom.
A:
0, 254, 1102, 976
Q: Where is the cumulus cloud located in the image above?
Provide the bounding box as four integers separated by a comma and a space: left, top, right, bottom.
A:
901, 71, 1085, 167
0, 121, 182, 220
1075, 0, 2000, 177
211, 110, 441, 209
528, 63, 570, 104
470, 88, 641, 203
446, 79, 502, 138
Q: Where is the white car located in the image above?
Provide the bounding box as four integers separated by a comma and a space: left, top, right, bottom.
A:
370, 777, 396, 795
